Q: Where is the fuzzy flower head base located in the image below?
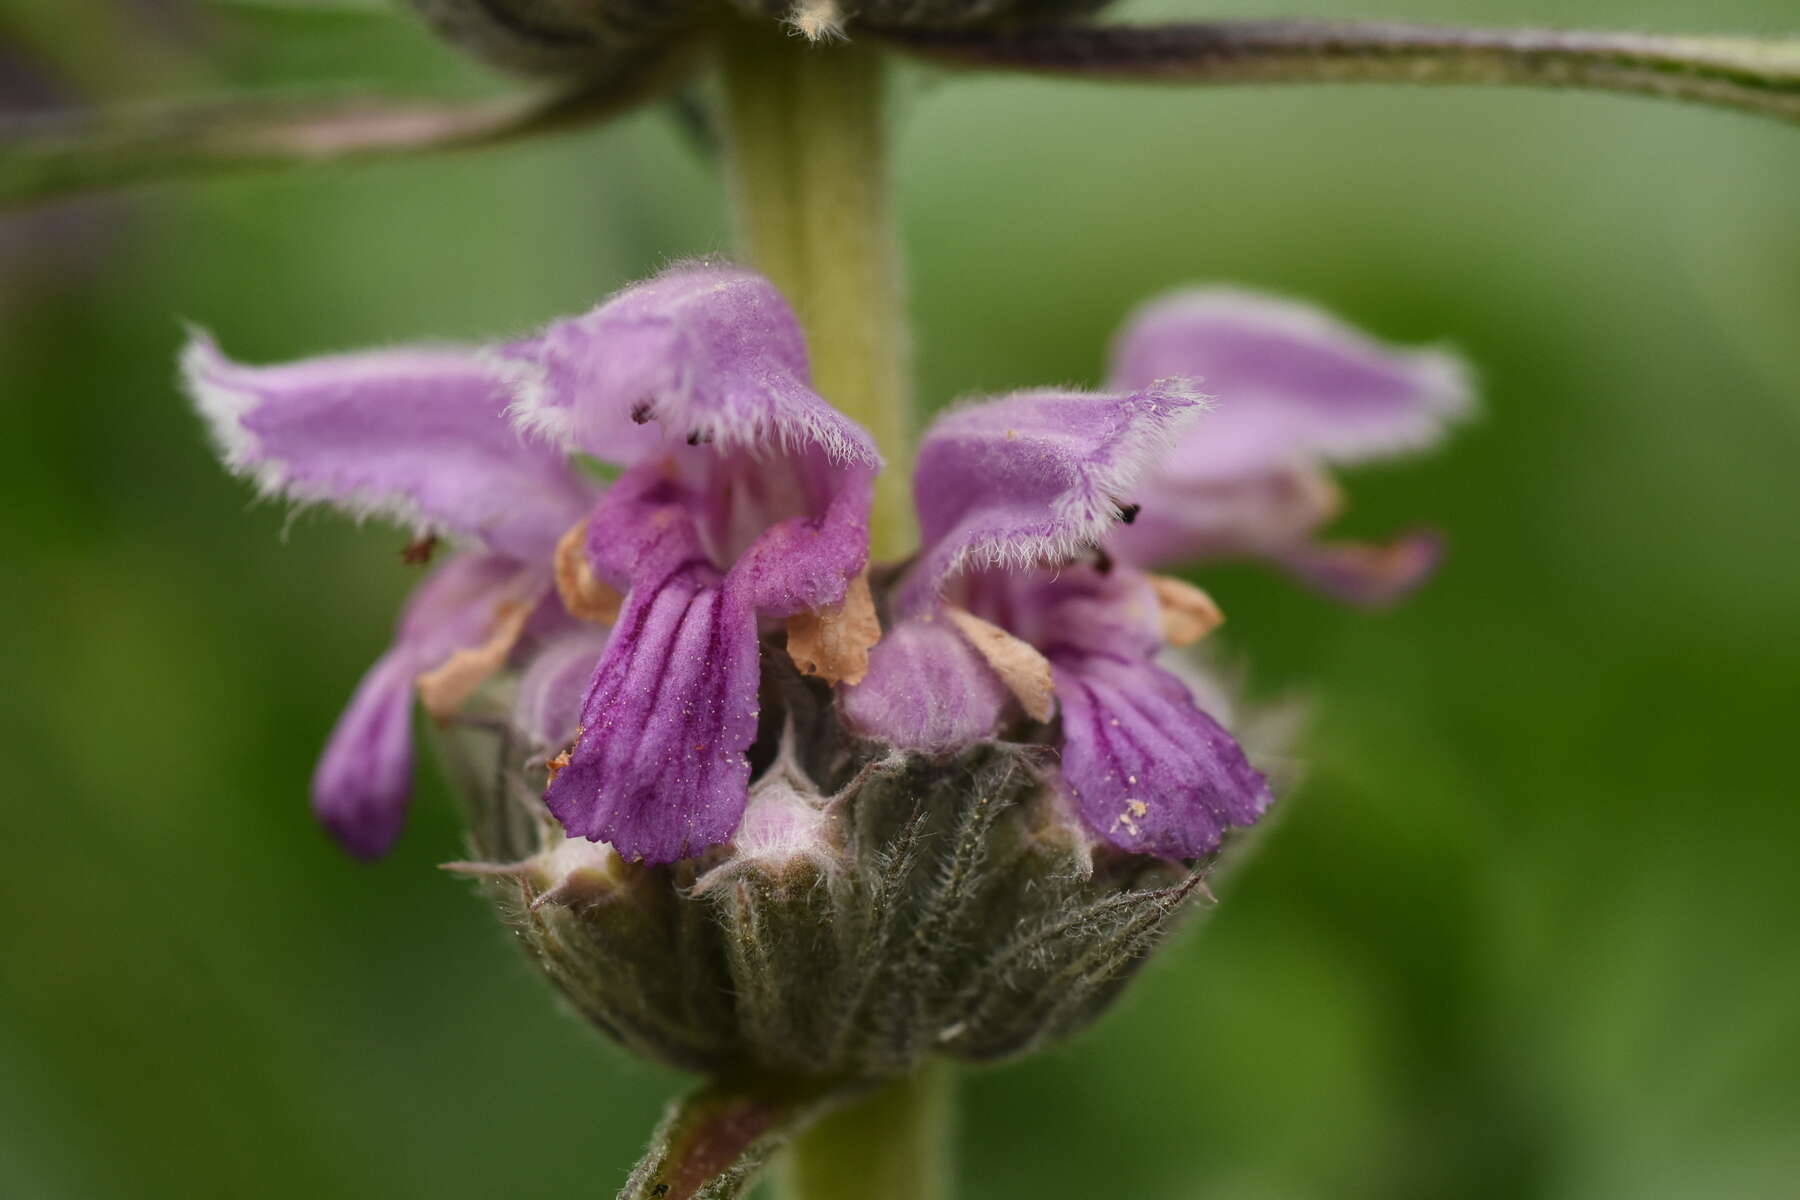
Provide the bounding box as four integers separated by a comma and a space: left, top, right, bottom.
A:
187, 262, 1467, 1071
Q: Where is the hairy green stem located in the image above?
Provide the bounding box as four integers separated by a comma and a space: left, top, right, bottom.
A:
773, 1063, 952, 1200
719, 21, 916, 560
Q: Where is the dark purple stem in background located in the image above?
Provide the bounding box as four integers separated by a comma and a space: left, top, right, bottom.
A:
876, 21, 1800, 124
2, 20, 1793, 213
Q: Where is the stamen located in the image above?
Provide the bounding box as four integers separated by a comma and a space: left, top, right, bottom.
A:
1092, 546, 1114, 576
1116, 502, 1141, 525
686, 428, 714, 446
629, 401, 654, 425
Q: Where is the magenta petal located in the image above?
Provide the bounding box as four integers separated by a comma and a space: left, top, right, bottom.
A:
312, 650, 416, 859
183, 332, 594, 561
901, 385, 1201, 613
311, 553, 537, 858
399, 552, 548, 661
841, 617, 1009, 752
504, 262, 878, 473
727, 467, 874, 617
544, 563, 760, 864
514, 627, 610, 751
1108, 288, 1472, 479
988, 565, 1269, 858
1054, 654, 1271, 859
543, 465, 765, 863
1274, 528, 1446, 607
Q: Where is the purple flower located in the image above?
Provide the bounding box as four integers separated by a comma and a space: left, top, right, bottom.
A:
188, 263, 874, 863
844, 384, 1270, 860
502, 267, 878, 864
1106, 288, 1472, 604
188, 266, 1463, 869
845, 289, 1469, 859
185, 333, 597, 856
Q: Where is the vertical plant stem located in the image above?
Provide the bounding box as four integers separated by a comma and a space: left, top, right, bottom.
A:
719, 20, 916, 559
718, 24, 943, 1198
774, 1063, 953, 1200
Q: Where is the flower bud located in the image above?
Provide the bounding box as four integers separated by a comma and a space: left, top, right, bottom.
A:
405, 0, 1116, 77
729, 0, 1114, 32
405, 0, 692, 76
444, 713, 1219, 1081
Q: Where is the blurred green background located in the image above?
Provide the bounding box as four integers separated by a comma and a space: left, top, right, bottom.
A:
3, 1, 1797, 1197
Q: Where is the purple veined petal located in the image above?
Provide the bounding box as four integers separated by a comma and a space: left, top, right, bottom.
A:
581, 446, 872, 629
1273, 528, 1445, 607
502, 262, 879, 474
183, 331, 596, 562
986, 561, 1269, 858
1053, 652, 1271, 860
841, 616, 1009, 753
544, 561, 761, 865
545, 464, 762, 864
899, 384, 1203, 614
579, 460, 717, 592
513, 626, 610, 751
1107, 288, 1473, 480
978, 563, 1163, 664
312, 552, 539, 858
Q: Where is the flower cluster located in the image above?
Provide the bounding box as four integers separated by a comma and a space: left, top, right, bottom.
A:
187, 262, 1465, 866
186, 262, 1466, 1072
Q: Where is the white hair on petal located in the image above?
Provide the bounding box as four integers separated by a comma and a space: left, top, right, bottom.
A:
928, 382, 1209, 586
180, 326, 262, 469
179, 327, 466, 541
498, 269, 880, 471
490, 348, 572, 450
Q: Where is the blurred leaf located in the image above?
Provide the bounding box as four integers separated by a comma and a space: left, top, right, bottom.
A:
0, 57, 679, 210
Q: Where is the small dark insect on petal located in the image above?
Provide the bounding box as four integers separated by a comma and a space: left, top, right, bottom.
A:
401, 534, 439, 565
1117, 502, 1141, 524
